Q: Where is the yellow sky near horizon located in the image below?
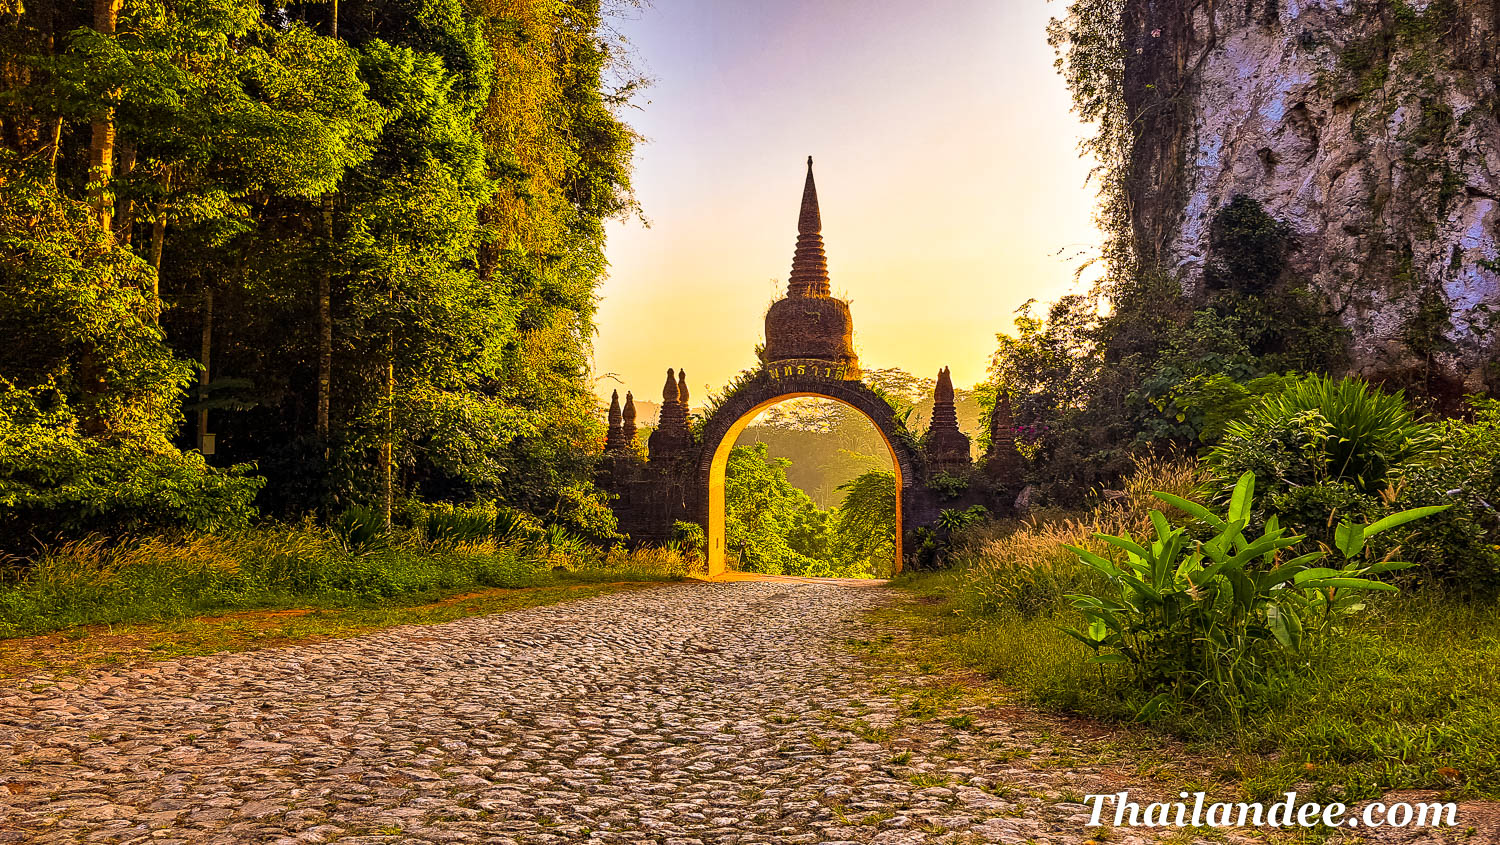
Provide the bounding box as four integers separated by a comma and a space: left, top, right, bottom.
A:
592, 0, 1103, 404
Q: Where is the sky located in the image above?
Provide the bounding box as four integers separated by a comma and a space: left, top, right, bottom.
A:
591, 0, 1102, 405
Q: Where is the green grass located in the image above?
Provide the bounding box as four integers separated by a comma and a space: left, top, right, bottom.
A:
0, 525, 690, 640
0, 578, 667, 679
894, 569, 1500, 801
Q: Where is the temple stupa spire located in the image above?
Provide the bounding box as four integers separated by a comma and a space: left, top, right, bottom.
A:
605, 389, 624, 452
925, 367, 971, 475
621, 391, 637, 446
787, 156, 830, 298
762, 156, 859, 377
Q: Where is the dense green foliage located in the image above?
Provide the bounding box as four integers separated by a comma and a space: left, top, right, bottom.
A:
1067, 471, 1444, 717
0, 0, 637, 553
723, 444, 896, 578
902, 458, 1500, 801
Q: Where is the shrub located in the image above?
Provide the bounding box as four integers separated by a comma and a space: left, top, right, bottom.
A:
1385, 398, 1500, 594
423, 502, 496, 547
946, 458, 1200, 617
1205, 375, 1437, 543
0, 431, 264, 556
1064, 471, 1445, 719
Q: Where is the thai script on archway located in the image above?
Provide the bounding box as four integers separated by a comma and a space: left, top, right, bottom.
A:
597, 158, 1025, 572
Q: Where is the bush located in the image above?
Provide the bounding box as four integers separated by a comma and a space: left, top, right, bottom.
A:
0, 523, 697, 638
0, 427, 263, 555
1065, 471, 1445, 719
945, 457, 1199, 618
1386, 398, 1500, 595
1205, 375, 1437, 540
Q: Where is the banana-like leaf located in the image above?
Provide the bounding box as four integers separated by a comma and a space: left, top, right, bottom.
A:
1095, 533, 1151, 562
1262, 552, 1326, 585
1364, 504, 1451, 536
1152, 491, 1225, 527
1065, 544, 1122, 578
1060, 627, 1104, 650
1228, 471, 1255, 523
1135, 692, 1170, 721
1227, 533, 1304, 567
1293, 567, 1342, 583
1187, 560, 1229, 587
1334, 521, 1365, 558
1149, 510, 1172, 544
1299, 576, 1400, 592
1266, 602, 1294, 649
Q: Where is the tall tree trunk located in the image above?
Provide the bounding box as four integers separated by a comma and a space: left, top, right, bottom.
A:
199, 288, 213, 457
149, 167, 168, 323
114, 139, 135, 246
317, 199, 333, 442
381, 338, 394, 527
88, 0, 122, 234
316, 0, 338, 445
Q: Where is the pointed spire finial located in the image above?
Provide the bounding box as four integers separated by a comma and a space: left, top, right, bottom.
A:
787, 156, 829, 297
662, 368, 679, 403
677, 370, 689, 406
622, 391, 637, 443
798, 156, 821, 235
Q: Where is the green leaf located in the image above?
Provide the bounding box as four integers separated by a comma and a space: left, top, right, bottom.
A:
1334, 521, 1365, 558
1300, 576, 1400, 592
1364, 505, 1451, 536
1152, 491, 1225, 527
1227, 471, 1255, 524
1095, 533, 1151, 562
1060, 627, 1103, 650
1135, 692, 1170, 721
1065, 544, 1122, 578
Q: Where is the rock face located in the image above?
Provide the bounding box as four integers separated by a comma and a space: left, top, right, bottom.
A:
1124, 0, 1500, 390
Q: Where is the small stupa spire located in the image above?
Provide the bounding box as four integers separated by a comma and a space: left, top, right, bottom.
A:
622, 391, 637, 446
662, 368, 679, 404
605, 389, 623, 452
787, 156, 830, 297
798, 156, 821, 235
984, 389, 1020, 482
936, 367, 955, 404
926, 366, 971, 475
648, 367, 693, 461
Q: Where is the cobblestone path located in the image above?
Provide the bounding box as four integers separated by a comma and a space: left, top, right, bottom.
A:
0, 580, 1320, 844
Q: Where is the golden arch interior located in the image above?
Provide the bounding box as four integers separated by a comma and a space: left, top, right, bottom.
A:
705, 392, 904, 578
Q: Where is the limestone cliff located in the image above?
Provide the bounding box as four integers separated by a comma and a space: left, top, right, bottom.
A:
1123, 0, 1500, 391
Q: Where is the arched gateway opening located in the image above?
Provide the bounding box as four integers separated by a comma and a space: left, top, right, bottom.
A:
598, 157, 1019, 574
697, 376, 925, 577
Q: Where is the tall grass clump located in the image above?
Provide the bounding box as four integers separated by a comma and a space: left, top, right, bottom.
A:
0, 523, 693, 639
944, 456, 1202, 619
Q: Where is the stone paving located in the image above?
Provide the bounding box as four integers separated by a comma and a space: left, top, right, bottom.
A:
0, 579, 1451, 844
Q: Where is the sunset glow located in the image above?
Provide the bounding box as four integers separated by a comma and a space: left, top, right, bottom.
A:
594, 0, 1103, 402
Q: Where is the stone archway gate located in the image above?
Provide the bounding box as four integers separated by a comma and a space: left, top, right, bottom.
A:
596, 157, 1022, 574
691, 369, 931, 575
